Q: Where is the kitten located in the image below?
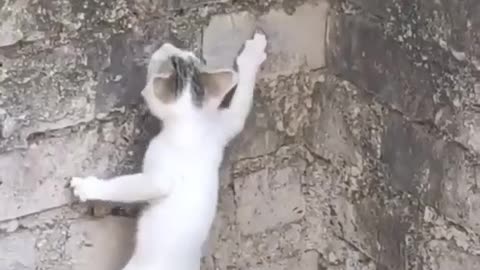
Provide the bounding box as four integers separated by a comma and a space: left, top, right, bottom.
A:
70, 31, 267, 270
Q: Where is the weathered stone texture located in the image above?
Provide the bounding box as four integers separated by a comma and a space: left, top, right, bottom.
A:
2, 0, 480, 269
203, 2, 328, 77
234, 158, 306, 234
66, 216, 135, 270
0, 230, 36, 270
0, 123, 137, 221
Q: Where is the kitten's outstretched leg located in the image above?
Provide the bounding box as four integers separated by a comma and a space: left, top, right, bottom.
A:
219, 31, 267, 140
70, 173, 172, 203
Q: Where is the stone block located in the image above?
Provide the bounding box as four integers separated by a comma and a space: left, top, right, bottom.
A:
235, 222, 307, 267
227, 93, 284, 160
455, 111, 480, 154
381, 113, 444, 201
0, 44, 97, 151
331, 195, 422, 270
243, 252, 318, 270
202, 2, 329, 76
66, 216, 135, 270
0, 230, 36, 270
327, 14, 435, 120
0, 0, 170, 152
381, 112, 480, 234
0, 125, 132, 221
346, 0, 480, 67
257, 2, 328, 76
166, 0, 229, 10
234, 166, 305, 234
426, 240, 480, 270
0, 0, 43, 48
304, 77, 363, 165
202, 11, 256, 69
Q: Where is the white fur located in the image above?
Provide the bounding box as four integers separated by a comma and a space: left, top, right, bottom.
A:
70, 33, 267, 270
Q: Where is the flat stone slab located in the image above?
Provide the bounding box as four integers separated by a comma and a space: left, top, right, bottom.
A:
0, 230, 36, 270
67, 216, 135, 270
0, 124, 133, 221
234, 167, 305, 234
202, 2, 329, 77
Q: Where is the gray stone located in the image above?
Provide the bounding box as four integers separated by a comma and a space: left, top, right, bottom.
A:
235, 166, 305, 234
167, 0, 229, 10
202, 11, 256, 69
243, 254, 318, 270
381, 113, 444, 201
0, 43, 97, 149
66, 216, 135, 270
381, 112, 480, 234
304, 77, 363, 165
0, 1, 170, 152
202, 2, 329, 76
299, 250, 319, 270
228, 94, 284, 160
327, 14, 436, 121
0, 230, 35, 270
0, 0, 40, 47
0, 124, 133, 221
331, 195, 422, 270
0, 219, 19, 233
348, 0, 480, 66
427, 241, 480, 270
456, 111, 480, 154
257, 2, 329, 77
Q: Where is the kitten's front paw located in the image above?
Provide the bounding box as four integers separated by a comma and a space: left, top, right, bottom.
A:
237, 31, 268, 68
70, 176, 104, 202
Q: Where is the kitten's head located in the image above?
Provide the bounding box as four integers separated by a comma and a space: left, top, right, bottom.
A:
141, 46, 238, 121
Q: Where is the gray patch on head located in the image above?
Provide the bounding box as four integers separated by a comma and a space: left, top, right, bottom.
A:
170, 56, 205, 106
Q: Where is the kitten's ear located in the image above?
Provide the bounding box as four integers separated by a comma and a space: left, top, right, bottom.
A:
199, 69, 238, 101
152, 73, 176, 103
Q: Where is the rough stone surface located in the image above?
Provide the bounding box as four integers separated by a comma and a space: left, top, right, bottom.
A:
235, 165, 305, 234
2, 0, 480, 269
0, 120, 137, 221
202, 11, 257, 69
203, 2, 329, 76
66, 216, 135, 270
0, 230, 36, 270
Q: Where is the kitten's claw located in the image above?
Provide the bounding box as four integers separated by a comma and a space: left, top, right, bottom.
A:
70, 176, 103, 202
237, 31, 268, 68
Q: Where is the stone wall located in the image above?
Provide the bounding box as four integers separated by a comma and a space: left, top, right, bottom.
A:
1, 0, 480, 269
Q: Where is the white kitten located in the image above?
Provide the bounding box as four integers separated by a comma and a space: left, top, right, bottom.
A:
70, 32, 267, 270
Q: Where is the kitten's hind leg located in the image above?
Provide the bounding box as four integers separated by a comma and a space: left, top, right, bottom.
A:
70, 173, 172, 203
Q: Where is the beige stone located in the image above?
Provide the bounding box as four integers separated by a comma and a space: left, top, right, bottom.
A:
246, 252, 318, 270
202, 2, 329, 76
0, 230, 36, 270
257, 2, 329, 76
228, 97, 284, 160
0, 123, 134, 221
66, 216, 136, 270
235, 167, 305, 234
202, 11, 256, 69
428, 241, 480, 270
